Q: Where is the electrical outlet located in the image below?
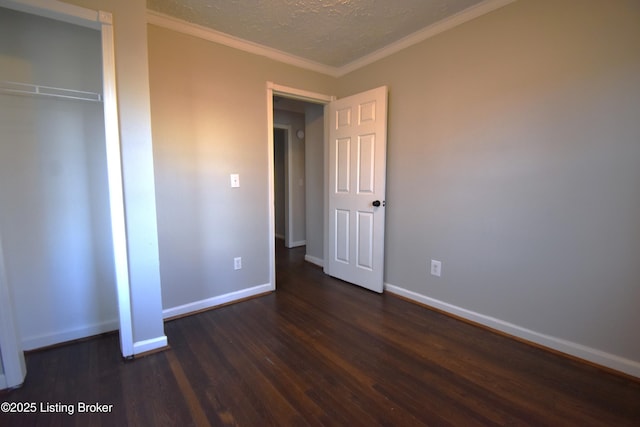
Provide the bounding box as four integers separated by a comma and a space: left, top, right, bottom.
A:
234, 257, 242, 270
430, 260, 442, 277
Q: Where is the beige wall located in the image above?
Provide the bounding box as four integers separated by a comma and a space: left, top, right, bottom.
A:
147, 24, 334, 310
338, 0, 640, 366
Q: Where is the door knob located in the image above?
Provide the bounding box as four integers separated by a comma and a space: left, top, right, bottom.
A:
372, 200, 381, 207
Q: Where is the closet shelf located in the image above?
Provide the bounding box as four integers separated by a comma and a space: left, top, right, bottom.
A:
0, 81, 102, 102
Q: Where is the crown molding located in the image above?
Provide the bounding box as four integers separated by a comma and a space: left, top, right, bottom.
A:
147, 10, 340, 77
337, 0, 517, 76
147, 0, 517, 79
0, 0, 101, 29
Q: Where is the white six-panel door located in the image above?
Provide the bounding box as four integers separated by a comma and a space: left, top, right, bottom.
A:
327, 86, 387, 293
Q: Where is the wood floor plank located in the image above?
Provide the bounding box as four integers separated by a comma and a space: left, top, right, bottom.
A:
1, 241, 639, 426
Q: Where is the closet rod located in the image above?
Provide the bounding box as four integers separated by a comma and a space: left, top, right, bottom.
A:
0, 81, 102, 102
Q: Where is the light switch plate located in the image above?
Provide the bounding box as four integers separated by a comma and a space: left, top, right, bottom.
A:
430, 260, 442, 277
230, 174, 240, 188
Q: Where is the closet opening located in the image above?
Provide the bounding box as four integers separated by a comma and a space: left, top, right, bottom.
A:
0, 1, 131, 390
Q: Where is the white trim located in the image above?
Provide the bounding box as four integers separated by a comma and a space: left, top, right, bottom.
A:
162, 284, 272, 319
267, 85, 276, 291
0, 0, 100, 29
147, 10, 337, 77
133, 336, 168, 355
0, 234, 26, 389
269, 82, 335, 104
100, 12, 134, 359
275, 234, 285, 241
339, 0, 517, 76
147, 0, 516, 77
21, 320, 118, 351
304, 255, 324, 268
385, 283, 640, 379
289, 240, 307, 248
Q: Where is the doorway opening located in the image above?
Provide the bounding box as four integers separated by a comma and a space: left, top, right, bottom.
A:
268, 84, 389, 295
268, 83, 389, 294
266, 83, 334, 289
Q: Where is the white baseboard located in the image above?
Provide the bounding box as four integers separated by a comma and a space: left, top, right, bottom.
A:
21, 319, 119, 351
275, 234, 285, 240
304, 254, 324, 267
163, 283, 272, 319
288, 240, 306, 248
385, 283, 640, 379
133, 335, 168, 355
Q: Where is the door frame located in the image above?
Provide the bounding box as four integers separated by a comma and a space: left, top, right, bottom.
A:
0, 0, 133, 388
266, 82, 334, 289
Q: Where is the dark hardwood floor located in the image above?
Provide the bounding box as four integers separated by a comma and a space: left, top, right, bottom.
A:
2, 242, 639, 426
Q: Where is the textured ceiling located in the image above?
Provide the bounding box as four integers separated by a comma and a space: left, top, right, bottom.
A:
147, 0, 487, 67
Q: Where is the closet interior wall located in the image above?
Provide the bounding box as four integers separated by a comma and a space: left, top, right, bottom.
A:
0, 7, 118, 350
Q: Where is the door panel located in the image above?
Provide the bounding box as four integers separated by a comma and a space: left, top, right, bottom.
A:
327, 86, 387, 293
336, 137, 351, 193
335, 209, 350, 263
357, 211, 374, 270
357, 134, 375, 194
